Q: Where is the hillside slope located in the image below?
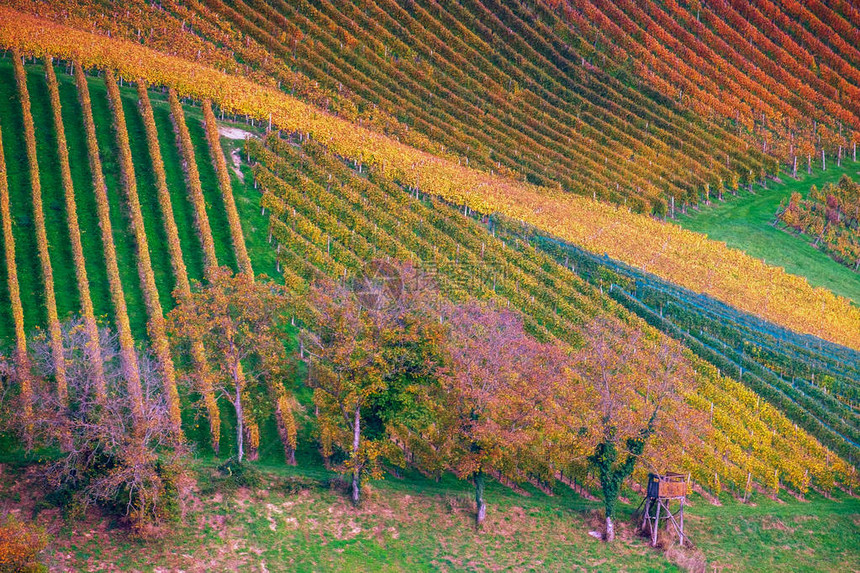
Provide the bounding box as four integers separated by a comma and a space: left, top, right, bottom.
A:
679, 164, 860, 303
2, 459, 858, 572
0, 55, 855, 495
0, 7, 857, 354
6, 0, 859, 211
246, 132, 856, 491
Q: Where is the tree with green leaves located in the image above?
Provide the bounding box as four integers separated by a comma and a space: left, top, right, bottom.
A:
300, 260, 445, 505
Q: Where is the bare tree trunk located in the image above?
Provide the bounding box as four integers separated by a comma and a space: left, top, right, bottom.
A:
605, 516, 615, 542
351, 405, 361, 506
235, 382, 244, 463
475, 470, 487, 527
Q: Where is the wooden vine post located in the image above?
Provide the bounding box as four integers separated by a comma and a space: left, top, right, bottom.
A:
640, 472, 688, 547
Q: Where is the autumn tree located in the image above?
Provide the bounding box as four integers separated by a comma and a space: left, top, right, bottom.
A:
422, 300, 570, 527
575, 317, 695, 542
167, 267, 296, 464
777, 176, 860, 270
300, 260, 445, 505
24, 318, 189, 531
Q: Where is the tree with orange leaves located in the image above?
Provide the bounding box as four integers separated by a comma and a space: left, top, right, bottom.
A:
167, 267, 296, 464
575, 316, 697, 542
300, 260, 446, 506
426, 300, 571, 528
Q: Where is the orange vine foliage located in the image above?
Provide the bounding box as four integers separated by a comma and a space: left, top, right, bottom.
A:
167, 89, 219, 274
168, 89, 258, 457
137, 82, 221, 452
202, 99, 253, 276
0, 122, 32, 425
45, 57, 106, 404
13, 50, 68, 403
104, 70, 182, 436
0, 8, 858, 350
74, 61, 144, 423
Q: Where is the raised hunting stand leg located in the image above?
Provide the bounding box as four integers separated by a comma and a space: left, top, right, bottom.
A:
652, 502, 661, 546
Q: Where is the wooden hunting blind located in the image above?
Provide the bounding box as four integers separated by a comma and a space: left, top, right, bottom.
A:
640, 472, 688, 547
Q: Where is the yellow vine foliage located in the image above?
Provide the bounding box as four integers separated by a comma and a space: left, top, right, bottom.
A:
45, 57, 106, 404
13, 50, 68, 402
168, 89, 261, 456
202, 100, 301, 460
167, 89, 219, 275
74, 61, 144, 423
253, 140, 858, 491
104, 69, 182, 436
136, 82, 221, 452
202, 99, 253, 277
135, 83, 191, 296
0, 7, 858, 351
0, 122, 32, 424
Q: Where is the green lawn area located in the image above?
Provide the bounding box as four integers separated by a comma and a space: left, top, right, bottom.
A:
2, 452, 856, 572
676, 162, 860, 304
0, 56, 268, 345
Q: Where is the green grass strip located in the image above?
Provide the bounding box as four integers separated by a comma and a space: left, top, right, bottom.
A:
56, 68, 114, 324
223, 138, 278, 279
187, 117, 237, 272
121, 89, 175, 310
678, 164, 860, 304
151, 101, 206, 285
0, 61, 45, 332
86, 74, 148, 341
26, 62, 80, 321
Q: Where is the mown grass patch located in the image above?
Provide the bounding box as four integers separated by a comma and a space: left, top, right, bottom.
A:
2, 455, 854, 572
678, 163, 860, 304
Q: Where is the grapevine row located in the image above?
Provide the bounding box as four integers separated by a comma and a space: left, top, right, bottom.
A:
44, 58, 106, 404
249, 135, 855, 493
136, 82, 221, 452
13, 52, 68, 407
0, 123, 32, 424
2, 12, 852, 350
74, 61, 145, 422
167, 88, 261, 458
104, 69, 182, 436
201, 100, 253, 276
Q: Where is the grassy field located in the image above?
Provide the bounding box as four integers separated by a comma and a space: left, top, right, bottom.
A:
2, 452, 857, 572
0, 61, 48, 334
677, 163, 860, 304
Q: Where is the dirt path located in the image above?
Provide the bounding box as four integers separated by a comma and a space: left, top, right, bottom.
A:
218, 126, 254, 140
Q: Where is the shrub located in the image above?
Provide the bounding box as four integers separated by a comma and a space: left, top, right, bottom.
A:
217, 457, 263, 490
27, 319, 191, 532
0, 514, 49, 573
